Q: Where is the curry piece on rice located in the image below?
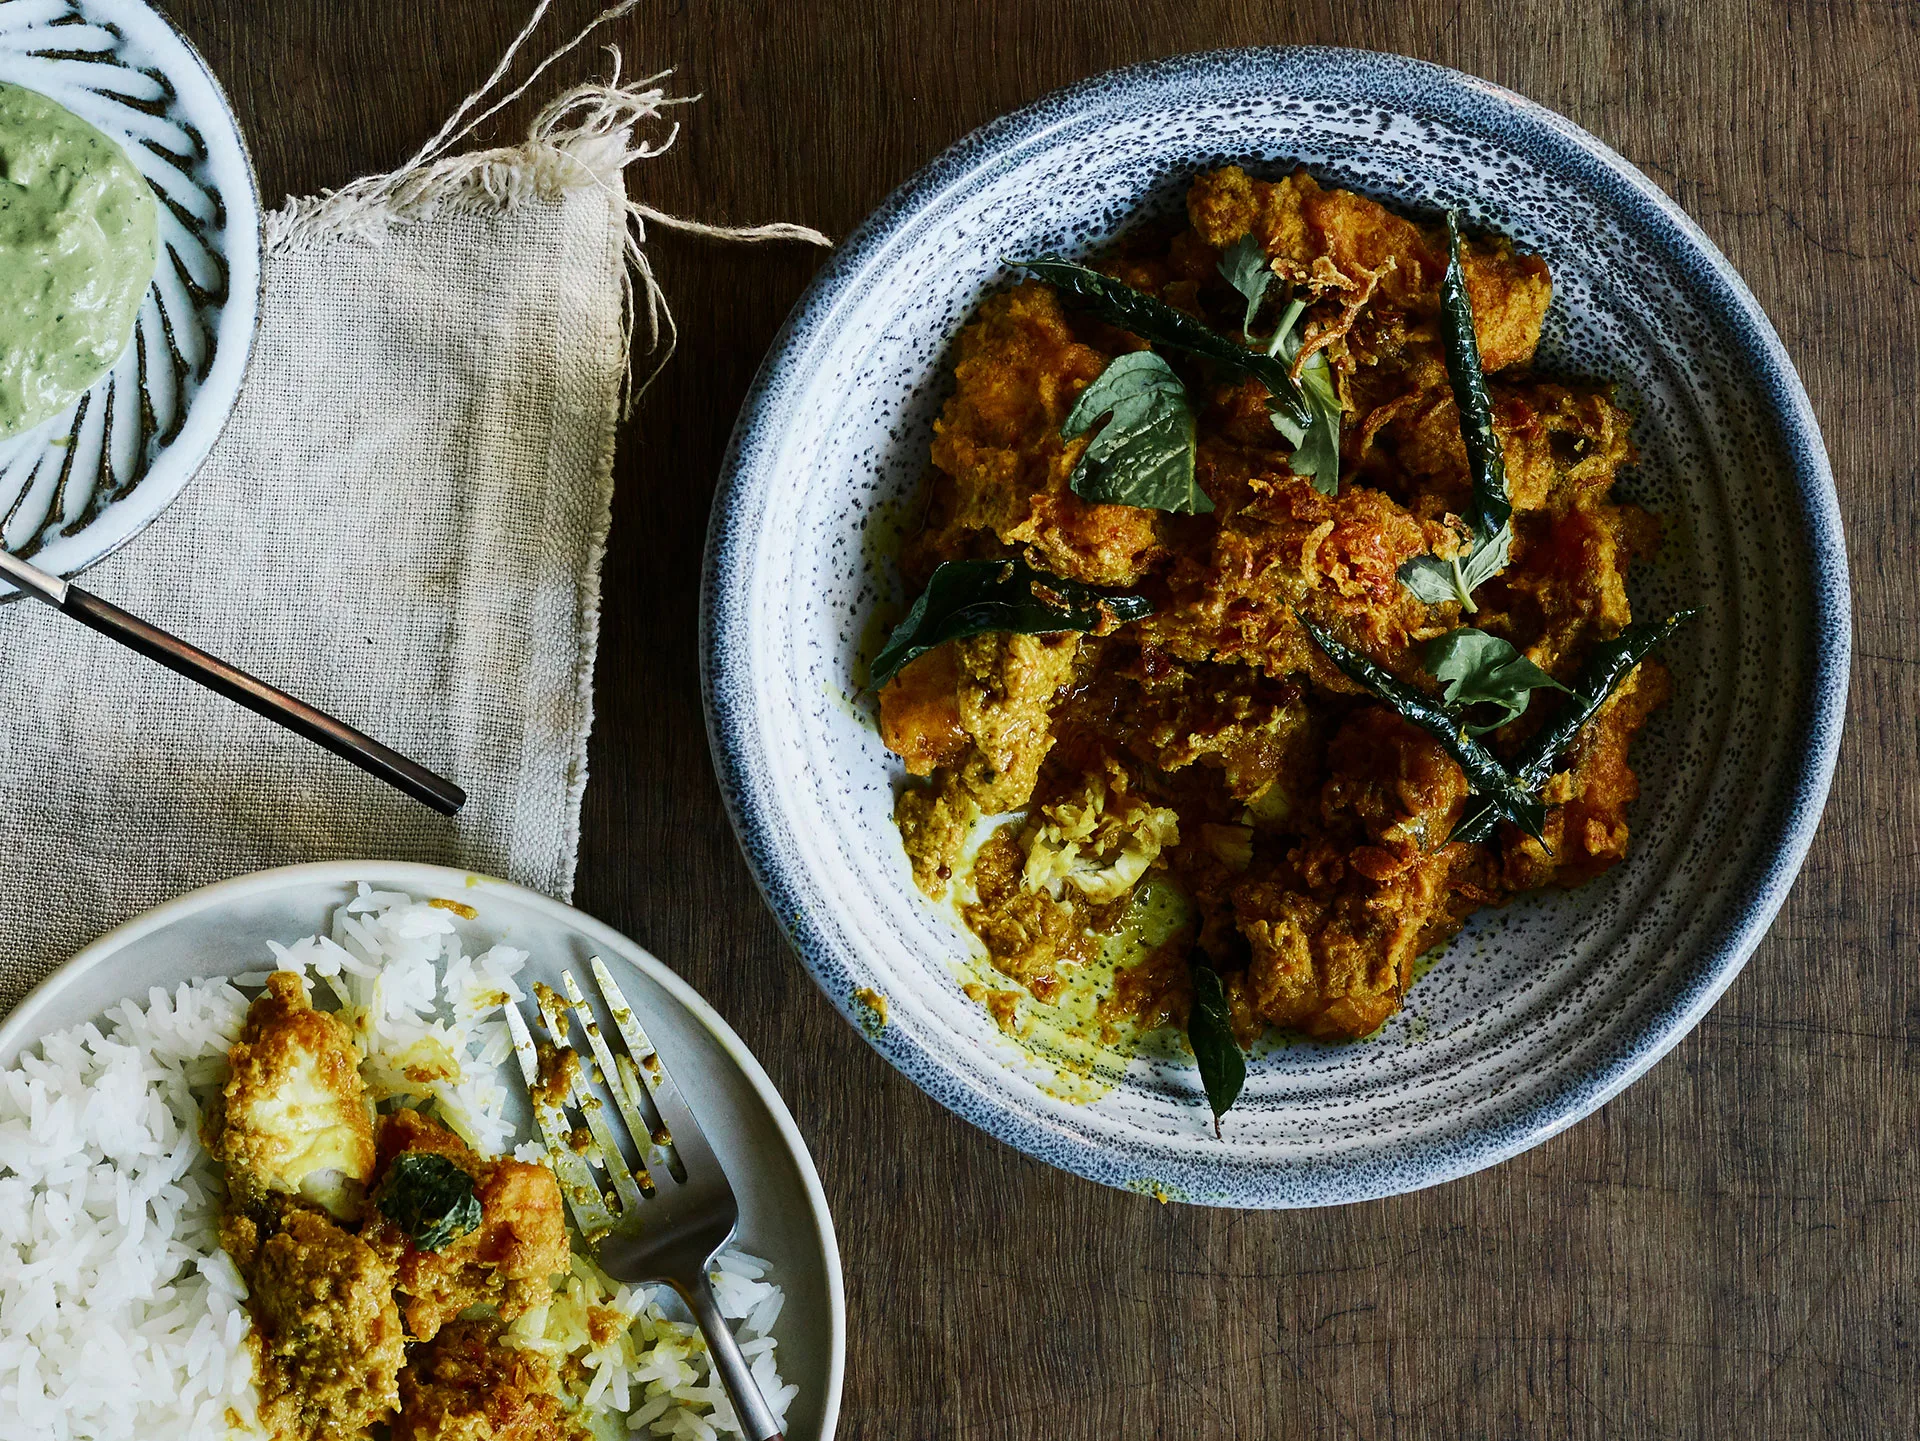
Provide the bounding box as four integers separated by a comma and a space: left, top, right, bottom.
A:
243, 1206, 407, 1441
393, 1317, 583, 1441
203, 970, 377, 1222
879, 164, 1667, 1043
205, 977, 577, 1440
360, 1104, 571, 1342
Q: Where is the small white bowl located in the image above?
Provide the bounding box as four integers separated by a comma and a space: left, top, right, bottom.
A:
0, 0, 260, 582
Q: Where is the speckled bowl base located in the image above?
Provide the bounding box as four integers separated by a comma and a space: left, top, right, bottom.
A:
702, 49, 1848, 1208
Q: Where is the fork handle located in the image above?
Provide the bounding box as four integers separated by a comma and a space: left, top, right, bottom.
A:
681, 1270, 784, 1441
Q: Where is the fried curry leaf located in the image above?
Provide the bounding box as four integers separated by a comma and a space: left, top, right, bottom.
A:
868, 558, 1154, 693
1398, 212, 1514, 610
1424, 627, 1570, 735
1215, 235, 1344, 495
1299, 613, 1547, 842
1188, 961, 1245, 1136
1062, 351, 1207, 513
1010, 255, 1313, 432
377, 1152, 482, 1253
1440, 213, 1512, 545
1453, 610, 1696, 844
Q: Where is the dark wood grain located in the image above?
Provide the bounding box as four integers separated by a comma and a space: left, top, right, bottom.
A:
160, 1, 1918, 1434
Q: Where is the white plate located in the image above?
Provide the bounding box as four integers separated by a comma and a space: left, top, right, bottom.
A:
0, 0, 260, 581
0, 860, 845, 1441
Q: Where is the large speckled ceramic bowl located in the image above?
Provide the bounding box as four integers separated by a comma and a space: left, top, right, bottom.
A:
0, 0, 260, 582
701, 49, 1849, 1208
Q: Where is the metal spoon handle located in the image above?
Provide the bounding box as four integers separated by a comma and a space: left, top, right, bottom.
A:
2, 552, 466, 816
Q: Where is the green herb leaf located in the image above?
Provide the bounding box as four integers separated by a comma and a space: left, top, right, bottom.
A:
1398, 552, 1468, 606
1398, 213, 1513, 608
1298, 613, 1547, 842
1187, 961, 1245, 1136
1453, 610, 1696, 844
377, 1152, 482, 1253
1424, 627, 1570, 735
1458, 523, 1513, 591
868, 558, 1154, 693
1399, 522, 1514, 610
1010, 255, 1312, 433
1217, 232, 1274, 337
1274, 339, 1343, 496
1062, 351, 1207, 513
1215, 237, 1344, 495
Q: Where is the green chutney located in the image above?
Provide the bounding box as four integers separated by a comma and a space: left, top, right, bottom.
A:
0, 81, 159, 441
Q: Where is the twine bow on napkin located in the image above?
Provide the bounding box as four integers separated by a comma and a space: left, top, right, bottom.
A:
0, 18, 827, 1006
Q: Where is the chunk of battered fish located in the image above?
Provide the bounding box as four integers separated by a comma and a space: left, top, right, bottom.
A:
204, 971, 375, 1221
360, 1106, 570, 1342
890, 629, 1081, 896
394, 1318, 582, 1441
1185, 164, 1551, 369
248, 1208, 405, 1441
1232, 706, 1471, 1039
917, 281, 1170, 588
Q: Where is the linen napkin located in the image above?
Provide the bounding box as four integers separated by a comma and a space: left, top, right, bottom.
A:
0, 51, 823, 1008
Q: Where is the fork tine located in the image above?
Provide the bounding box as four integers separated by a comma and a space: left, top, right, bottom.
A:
503, 1001, 617, 1243
590, 958, 720, 1187
613, 1049, 675, 1177
536, 979, 649, 1218
589, 975, 674, 1168
559, 969, 657, 1196
589, 957, 691, 1183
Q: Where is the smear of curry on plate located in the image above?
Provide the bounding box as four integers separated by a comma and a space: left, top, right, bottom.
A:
873, 166, 1686, 1120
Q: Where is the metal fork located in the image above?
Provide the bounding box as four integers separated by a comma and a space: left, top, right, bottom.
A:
503, 957, 784, 1441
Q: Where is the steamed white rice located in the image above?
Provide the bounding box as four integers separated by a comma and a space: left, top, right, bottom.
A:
0, 887, 795, 1441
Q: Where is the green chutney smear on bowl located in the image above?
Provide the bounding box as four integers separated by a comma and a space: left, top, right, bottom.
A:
0, 81, 159, 441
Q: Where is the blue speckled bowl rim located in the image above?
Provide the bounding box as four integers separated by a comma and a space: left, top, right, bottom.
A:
700, 46, 1851, 1207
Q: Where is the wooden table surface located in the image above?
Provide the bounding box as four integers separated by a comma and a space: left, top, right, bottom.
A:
166, 2, 1913, 1435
